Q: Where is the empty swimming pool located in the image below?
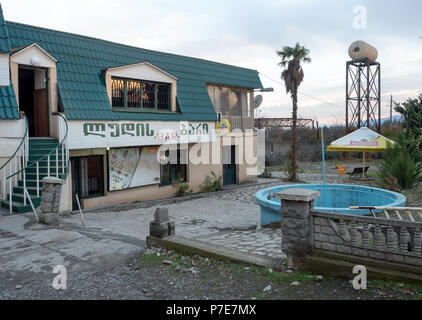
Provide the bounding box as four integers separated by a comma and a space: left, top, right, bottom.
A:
255, 184, 406, 226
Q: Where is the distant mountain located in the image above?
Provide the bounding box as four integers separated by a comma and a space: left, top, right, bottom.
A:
381, 114, 403, 124
319, 115, 403, 127
355, 115, 403, 127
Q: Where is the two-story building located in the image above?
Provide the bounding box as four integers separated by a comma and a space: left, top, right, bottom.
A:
0, 5, 263, 214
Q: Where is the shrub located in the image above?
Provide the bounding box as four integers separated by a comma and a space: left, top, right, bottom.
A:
377, 134, 422, 191
201, 171, 222, 193
173, 182, 193, 197
259, 168, 273, 178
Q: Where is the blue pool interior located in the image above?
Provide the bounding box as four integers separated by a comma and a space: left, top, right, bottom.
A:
255, 184, 407, 226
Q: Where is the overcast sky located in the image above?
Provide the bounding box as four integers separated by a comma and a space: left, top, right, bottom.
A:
3, 0, 422, 124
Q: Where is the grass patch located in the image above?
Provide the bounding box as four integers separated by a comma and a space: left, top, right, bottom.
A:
254, 268, 331, 286
140, 253, 166, 266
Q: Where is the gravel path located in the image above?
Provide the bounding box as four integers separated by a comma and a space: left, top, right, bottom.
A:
1, 249, 420, 300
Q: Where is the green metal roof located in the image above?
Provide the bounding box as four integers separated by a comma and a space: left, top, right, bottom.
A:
0, 86, 19, 119
0, 5, 19, 120
0, 4, 10, 53
6, 21, 263, 121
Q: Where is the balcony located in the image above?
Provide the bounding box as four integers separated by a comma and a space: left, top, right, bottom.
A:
224, 115, 254, 131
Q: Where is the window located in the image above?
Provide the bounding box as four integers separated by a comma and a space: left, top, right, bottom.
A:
207, 85, 251, 117
160, 148, 187, 185
111, 77, 170, 110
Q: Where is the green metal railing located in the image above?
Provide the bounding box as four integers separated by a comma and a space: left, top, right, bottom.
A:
1, 115, 29, 203
5, 114, 69, 214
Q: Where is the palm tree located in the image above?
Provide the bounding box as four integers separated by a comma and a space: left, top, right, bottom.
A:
276, 43, 311, 181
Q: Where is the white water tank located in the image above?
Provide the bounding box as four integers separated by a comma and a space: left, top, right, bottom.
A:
348, 41, 378, 62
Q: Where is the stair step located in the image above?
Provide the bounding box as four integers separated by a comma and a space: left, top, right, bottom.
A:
13, 185, 42, 196
25, 166, 65, 175
18, 180, 44, 188
8, 192, 41, 204
29, 148, 64, 155
28, 143, 60, 150
26, 162, 65, 168
29, 137, 58, 142
28, 155, 62, 162
0, 199, 37, 213
25, 172, 67, 181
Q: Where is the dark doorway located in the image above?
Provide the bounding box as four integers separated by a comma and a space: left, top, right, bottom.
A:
18, 67, 49, 137
71, 156, 104, 210
223, 145, 236, 186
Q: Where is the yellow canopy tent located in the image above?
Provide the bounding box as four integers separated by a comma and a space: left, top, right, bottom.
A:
326, 127, 396, 179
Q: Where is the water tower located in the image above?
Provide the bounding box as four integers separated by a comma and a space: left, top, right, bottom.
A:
346, 41, 381, 133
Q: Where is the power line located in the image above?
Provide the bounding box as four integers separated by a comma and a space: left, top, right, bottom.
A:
258, 72, 344, 109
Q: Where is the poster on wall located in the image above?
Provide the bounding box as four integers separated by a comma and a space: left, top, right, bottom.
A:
108, 147, 160, 191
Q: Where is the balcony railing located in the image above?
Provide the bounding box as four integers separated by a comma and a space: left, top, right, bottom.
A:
225, 116, 254, 131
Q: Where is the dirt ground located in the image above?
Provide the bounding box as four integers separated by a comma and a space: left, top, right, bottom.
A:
1, 249, 421, 300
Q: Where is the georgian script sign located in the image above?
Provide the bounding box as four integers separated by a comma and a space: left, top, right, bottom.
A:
68, 121, 215, 150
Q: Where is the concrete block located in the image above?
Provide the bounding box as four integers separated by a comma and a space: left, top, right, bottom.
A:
386, 253, 404, 264
314, 241, 322, 249
314, 225, 321, 233
150, 221, 170, 238
275, 188, 320, 202
283, 226, 311, 238
42, 177, 65, 185
52, 202, 60, 213
43, 184, 55, 193
368, 251, 386, 260
322, 243, 337, 251
41, 202, 53, 213
41, 192, 54, 202
146, 235, 165, 249
329, 235, 344, 245
282, 236, 312, 256
321, 226, 336, 235
404, 256, 422, 267
314, 233, 328, 242
314, 217, 327, 226
39, 212, 59, 226
351, 247, 369, 257
281, 200, 312, 219
168, 221, 175, 236
154, 208, 169, 223
336, 245, 352, 254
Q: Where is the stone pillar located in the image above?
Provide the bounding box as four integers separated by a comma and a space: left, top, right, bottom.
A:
39, 177, 65, 226
275, 188, 320, 270
147, 208, 175, 248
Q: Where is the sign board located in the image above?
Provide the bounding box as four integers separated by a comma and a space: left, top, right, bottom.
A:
108, 146, 160, 190
67, 121, 216, 150
216, 118, 230, 136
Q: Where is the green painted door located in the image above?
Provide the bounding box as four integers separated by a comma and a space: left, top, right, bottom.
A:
223, 146, 236, 186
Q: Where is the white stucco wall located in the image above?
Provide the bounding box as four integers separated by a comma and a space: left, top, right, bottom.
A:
0, 53, 10, 86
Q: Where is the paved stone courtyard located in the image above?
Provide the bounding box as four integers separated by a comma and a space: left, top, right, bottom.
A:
0, 173, 374, 288
195, 228, 284, 260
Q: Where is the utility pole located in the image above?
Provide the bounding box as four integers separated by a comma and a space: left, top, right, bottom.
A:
390, 95, 393, 130
316, 120, 319, 140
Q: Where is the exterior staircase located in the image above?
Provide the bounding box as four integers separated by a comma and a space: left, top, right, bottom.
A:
0, 137, 68, 213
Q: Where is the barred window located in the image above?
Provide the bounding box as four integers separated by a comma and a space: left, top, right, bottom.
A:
111, 78, 170, 110
157, 84, 170, 110
111, 79, 124, 108
142, 82, 155, 109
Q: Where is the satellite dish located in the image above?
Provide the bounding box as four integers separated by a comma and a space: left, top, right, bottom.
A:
254, 95, 263, 109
